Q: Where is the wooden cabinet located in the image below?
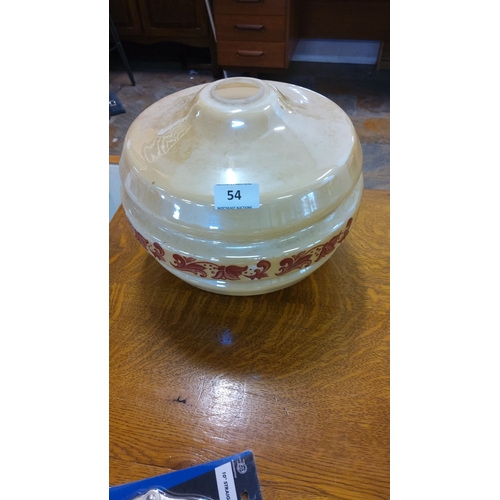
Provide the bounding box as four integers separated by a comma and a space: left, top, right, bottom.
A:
298, 0, 389, 42
110, 0, 222, 77
297, 0, 390, 68
213, 0, 298, 71
110, 0, 143, 35
137, 0, 210, 38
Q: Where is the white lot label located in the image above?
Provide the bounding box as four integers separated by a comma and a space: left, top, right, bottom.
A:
214, 183, 260, 210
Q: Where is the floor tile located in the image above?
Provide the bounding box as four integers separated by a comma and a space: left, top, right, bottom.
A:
148, 69, 214, 89
351, 117, 390, 144
325, 94, 357, 115
356, 95, 390, 114
109, 123, 120, 150
361, 143, 390, 190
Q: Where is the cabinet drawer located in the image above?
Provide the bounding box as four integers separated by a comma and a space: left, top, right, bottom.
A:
213, 0, 287, 16
215, 14, 286, 42
217, 41, 286, 67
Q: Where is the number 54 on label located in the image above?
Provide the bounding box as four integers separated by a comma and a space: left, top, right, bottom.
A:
214, 183, 260, 210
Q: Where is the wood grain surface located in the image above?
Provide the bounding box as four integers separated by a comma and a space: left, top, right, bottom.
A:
109, 189, 390, 499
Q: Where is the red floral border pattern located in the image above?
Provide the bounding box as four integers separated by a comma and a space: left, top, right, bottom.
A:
276, 218, 352, 276
131, 217, 352, 281
133, 229, 166, 262
170, 255, 271, 281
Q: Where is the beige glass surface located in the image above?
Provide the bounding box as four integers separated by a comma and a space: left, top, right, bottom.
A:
120, 77, 363, 295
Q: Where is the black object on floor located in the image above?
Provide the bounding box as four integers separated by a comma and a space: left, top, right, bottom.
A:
109, 91, 125, 117
110, 15, 136, 86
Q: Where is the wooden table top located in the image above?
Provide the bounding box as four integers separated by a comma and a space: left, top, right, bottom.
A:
110, 189, 390, 500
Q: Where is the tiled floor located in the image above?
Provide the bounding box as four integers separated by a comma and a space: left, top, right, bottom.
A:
109, 51, 389, 219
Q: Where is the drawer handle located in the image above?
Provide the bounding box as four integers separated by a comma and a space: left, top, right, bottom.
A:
237, 50, 264, 57
235, 24, 265, 31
